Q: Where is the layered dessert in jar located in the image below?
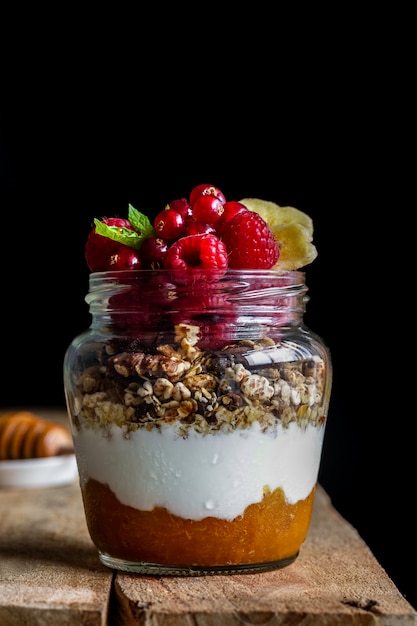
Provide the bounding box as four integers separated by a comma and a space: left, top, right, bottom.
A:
64, 184, 332, 574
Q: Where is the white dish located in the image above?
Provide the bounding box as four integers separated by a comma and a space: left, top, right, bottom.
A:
0, 454, 78, 488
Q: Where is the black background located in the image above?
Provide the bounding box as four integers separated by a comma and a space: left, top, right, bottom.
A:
0, 33, 413, 609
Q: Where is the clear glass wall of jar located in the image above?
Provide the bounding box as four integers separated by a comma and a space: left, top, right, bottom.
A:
63, 269, 332, 575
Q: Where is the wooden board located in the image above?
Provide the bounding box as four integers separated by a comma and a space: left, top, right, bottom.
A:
0, 481, 112, 625
0, 408, 416, 625
112, 487, 417, 625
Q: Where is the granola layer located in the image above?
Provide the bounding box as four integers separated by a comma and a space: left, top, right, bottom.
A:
69, 324, 328, 438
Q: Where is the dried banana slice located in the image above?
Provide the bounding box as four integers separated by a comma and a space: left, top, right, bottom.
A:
240, 198, 314, 235
240, 198, 318, 270
269, 222, 318, 270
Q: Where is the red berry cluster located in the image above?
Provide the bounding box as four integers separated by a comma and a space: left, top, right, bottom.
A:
85, 184, 280, 273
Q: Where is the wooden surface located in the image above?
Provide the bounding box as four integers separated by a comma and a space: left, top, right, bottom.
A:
1, 409, 416, 625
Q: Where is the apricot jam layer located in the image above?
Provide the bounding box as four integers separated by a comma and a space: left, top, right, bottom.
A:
82, 478, 316, 566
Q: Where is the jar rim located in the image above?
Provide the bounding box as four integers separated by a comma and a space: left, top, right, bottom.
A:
88, 269, 307, 292
89, 268, 306, 279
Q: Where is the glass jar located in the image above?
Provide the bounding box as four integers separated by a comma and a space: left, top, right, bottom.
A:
63, 268, 332, 575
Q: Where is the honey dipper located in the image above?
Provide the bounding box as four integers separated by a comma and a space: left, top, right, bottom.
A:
0, 411, 74, 460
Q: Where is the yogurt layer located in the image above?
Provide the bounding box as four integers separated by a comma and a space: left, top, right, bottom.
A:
73, 421, 325, 521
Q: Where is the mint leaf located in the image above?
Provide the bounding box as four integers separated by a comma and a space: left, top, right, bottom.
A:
94, 219, 143, 250
128, 204, 156, 239
93, 207, 156, 251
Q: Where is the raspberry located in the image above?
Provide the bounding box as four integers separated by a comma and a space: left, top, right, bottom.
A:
220, 210, 279, 269
215, 201, 248, 232
163, 234, 228, 278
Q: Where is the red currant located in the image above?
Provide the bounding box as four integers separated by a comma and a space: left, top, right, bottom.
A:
154, 208, 185, 240
184, 221, 216, 236
109, 246, 142, 270
169, 197, 192, 221
139, 235, 169, 268
189, 184, 226, 205
192, 194, 224, 224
